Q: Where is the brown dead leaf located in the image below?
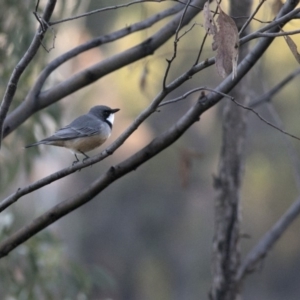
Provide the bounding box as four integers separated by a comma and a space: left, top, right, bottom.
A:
203, 1, 217, 35
283, 33, 300, 64
213, 6, 239, 79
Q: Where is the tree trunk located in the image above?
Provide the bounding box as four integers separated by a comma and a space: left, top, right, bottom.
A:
210, 1, 253, 299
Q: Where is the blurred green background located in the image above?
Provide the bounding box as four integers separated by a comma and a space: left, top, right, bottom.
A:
1, 1, 300, 299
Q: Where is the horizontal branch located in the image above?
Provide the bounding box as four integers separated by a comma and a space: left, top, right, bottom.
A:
50, 0, 203, 26
51, 0, 167, 25
252, 28, 300, 37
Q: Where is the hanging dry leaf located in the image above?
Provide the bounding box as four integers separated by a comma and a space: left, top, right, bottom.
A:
203, 1, 217, 36
213, 6, 239, 79
283, 33, 300, 64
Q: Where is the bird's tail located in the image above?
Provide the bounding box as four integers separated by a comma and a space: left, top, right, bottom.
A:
24, 141, 44, 148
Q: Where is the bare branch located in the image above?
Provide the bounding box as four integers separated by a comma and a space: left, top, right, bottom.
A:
50, 0, 203, 26
0, 58, 214, 212
240, 8, 300, 46
195, 1, 219, 65
3, 2, 299, 141
0, 0, 298, 259
0, 0, 57, 149
237, 195, 300, 283
239, 0, 266, 36
3, 0, 204, 140
231, 98, 300, 142
163, 0, 192, 89
0, 99, 204, 258
251, 67, 300, 107
158, 87, 233, 107
252, 29, 300, 37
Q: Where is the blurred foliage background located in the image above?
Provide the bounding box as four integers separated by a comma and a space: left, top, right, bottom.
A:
1, 0, 300, 299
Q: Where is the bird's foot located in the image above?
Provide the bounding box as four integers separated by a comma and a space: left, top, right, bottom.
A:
72, 160, 79, 166
72, 154, 80, 166
80, 151, 90, 163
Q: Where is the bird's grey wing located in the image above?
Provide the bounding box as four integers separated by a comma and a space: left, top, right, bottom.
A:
48, 115, 102, 141
25, 114, 104, 148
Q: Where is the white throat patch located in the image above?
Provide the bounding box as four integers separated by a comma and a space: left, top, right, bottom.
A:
107, 113, 115, 125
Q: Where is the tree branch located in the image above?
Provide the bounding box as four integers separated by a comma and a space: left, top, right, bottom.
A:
250, 67, 300, 107
0, 0, 57, 149
50, 0, 203, 26
0, 0, 298, 260
240, 7, 300, 46
236, 195, 300, 283
3, 2, 298, 140
0, 58, 214, 213
163, 0, 192, 89
231, 98, 300, 142
3, 0, 204, 140
0, 99, 204, 258
238, 0, 266, 36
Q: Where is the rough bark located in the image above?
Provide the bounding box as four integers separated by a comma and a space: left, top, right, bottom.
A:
210, 1, 252, 300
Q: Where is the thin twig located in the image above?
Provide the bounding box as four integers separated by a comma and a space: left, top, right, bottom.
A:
239, 0, 266, 36
33, 0, 56, 50
231, 98, 300, 142
163, 0, 192, 89
178, 22, 200, 40
36, 17, 57, 52
158, 87, 233, 107
50, 0, 202, 26
194, 1, 219, 65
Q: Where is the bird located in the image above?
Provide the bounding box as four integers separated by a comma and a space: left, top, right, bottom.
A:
25, 105, 120, 165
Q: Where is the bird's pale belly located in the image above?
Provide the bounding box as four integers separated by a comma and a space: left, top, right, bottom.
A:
50, 134, 109, 153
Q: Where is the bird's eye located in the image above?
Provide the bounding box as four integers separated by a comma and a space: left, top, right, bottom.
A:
104, 111, 110, 118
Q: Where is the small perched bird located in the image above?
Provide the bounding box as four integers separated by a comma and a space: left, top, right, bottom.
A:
25, 105, 120, 164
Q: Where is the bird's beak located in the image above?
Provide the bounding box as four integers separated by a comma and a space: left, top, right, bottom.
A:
111, 108, 120, 113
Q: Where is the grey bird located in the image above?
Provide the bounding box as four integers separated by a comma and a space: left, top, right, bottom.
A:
25, 105, 120, 164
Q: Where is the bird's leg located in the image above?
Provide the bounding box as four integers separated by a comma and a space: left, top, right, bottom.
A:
72, 154, 80, 166
80, 151, 90, 163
